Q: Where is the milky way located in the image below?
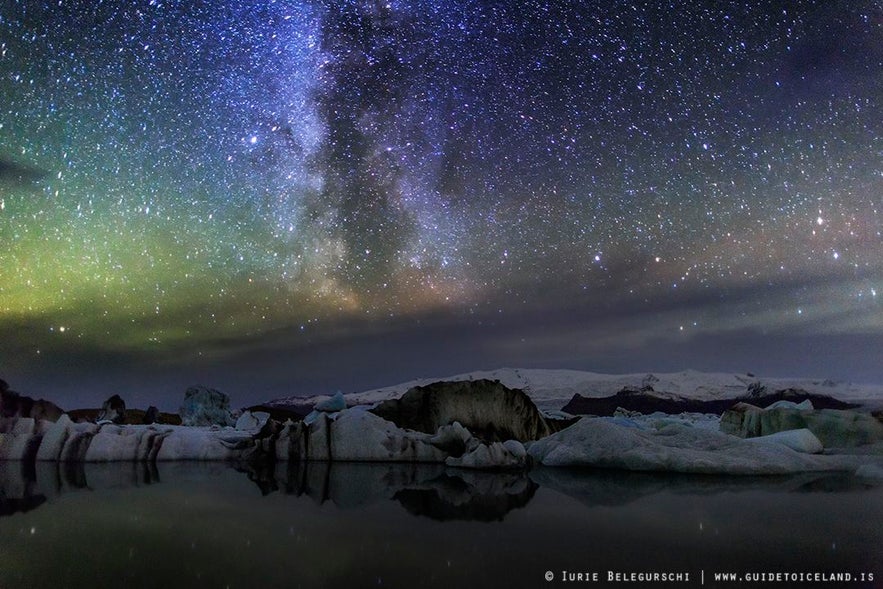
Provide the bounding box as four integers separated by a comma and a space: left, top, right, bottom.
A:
1, 1, 882, 407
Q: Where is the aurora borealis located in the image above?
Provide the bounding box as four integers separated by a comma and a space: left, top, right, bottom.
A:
1, 1, 882, 408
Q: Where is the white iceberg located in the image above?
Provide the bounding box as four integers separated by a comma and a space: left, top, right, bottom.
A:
276, 408, 445, 462
855, 464, 883, 480
721, 403, 883, 448
155, 426, 253, 461
234, 410, 270, 432
85, 424, 148, 462
315, 391, 346, 412
446, 440, 527, 469
36, 414, 73, 461
527, 418, 883, 475
742, 428, 823, 454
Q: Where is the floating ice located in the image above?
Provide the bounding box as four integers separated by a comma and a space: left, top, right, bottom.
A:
528, 418, 883, 475
314, 391, 346, 412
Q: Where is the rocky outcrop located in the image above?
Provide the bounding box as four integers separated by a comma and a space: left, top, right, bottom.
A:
179, 386, 235, 427
369, 379, 559, 442
245, 403, 311, 423
143, 406, 159, 424
743, 388, 859, 411
720, 402, 883, 448
97, 394, 126, 424
0, 380, 63, 425
68, 406, 181, 425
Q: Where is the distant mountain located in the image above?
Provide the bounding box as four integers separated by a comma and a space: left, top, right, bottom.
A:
266, 368, 883, 413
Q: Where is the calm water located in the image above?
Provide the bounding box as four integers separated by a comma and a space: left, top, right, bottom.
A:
1, 461, 881, 588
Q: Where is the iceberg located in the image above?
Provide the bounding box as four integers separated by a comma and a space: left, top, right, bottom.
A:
445, 440, 527, 469
314, 391, 346, 412
234, 410, 270, 432
274, 408, 445, 462
527, 418, 883, 475
721, 403, 883, 448
741, 428, 823, 454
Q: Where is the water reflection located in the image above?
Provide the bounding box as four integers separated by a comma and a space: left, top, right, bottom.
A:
0, 460, 162, 518
227, 461, 540, 521
1, 460, 540, 521
393, 471, 537, 521
530, 467, 882, 508
2, 460, 880, 521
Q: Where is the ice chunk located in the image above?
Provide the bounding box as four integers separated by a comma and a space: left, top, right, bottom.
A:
429, 421, 474, 455
325, 409, 445, 462
855, 464, 883, 480
721, 403, 883, 447
235, 411, 270, 432
446, 440, 526, 469
742, 428, 823, 454
765, 399, 813, 411
502, 439, 527, 460
11, 418, 35, 435
527, 418, 874, 474
315, 391, 346, 412
179, 386, 235, 427
36, 414, 72, 461
84, 424, 143, 462
155, 426, 252, 461
0, 431, 38, 460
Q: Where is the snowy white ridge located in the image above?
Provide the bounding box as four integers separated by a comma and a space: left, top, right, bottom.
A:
268, 368, 883, 412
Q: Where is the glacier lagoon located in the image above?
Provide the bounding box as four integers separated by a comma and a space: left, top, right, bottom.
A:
1, 461, 881, 588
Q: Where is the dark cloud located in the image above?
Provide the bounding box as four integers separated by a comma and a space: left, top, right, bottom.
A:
0, 156, 47, 185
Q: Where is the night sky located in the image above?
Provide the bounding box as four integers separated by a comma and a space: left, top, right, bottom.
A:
1, 0, 882, 410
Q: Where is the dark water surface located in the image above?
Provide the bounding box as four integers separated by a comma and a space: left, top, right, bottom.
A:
0, 461, 881, 588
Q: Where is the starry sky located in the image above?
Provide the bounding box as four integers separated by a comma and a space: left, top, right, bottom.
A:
1, 0, 882, 410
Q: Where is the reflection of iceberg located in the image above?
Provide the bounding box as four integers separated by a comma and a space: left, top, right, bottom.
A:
236, 461, 537, 520
530, 466, 881, 508
0, 461, 160, 517
394, 470, 537, 521
7, 460, 879, 523
0, 462, 46, 516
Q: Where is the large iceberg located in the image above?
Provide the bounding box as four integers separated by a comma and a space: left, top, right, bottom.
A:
274, 409, 446, 462
0, 418, 45, 461
13, 419, 254, 462
721, 402, 883, 448
527, 418, 883, 475
369, 379, 563, 442
178, 386, 235, 427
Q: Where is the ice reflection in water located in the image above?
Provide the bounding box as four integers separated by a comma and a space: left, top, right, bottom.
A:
236, 460, 539, 520
0, 461, 881, 588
